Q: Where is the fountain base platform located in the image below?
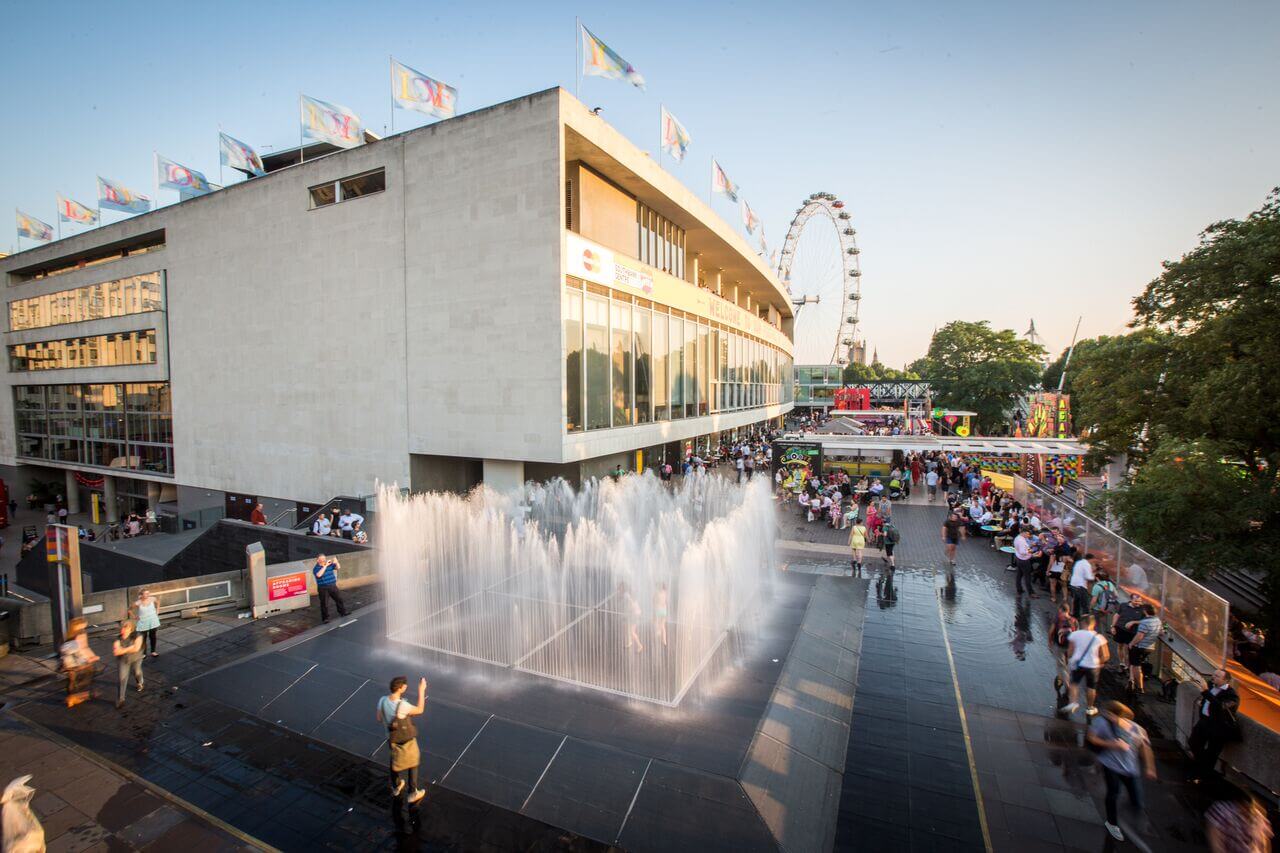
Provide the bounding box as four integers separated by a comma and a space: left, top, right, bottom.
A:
188, 570, 862, 851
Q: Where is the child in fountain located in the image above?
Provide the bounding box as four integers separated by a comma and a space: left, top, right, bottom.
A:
654, 583, 669, 648
620, 583, 643, 653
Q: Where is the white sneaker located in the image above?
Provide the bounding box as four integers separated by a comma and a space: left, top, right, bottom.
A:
392, 778, 406, 796
407, 788, 426, 804
1061, 702, 1079, 714
1104, 822, 1124, 841
1086, 706, 1099, 716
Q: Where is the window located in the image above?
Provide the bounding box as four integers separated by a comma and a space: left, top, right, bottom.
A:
635, 203, 687, 280
610, 300, 633, 427
669, 316, 684, 420
564, 287, 583, 432
14, 382, 173, 474
9, 330, 157, 372
683, 318, 696, 418
8, 272, 163, 331
584, 293, 610, 430
653, 311, 668, 420
340, 170, 385, 199
309, 168, 385, 209
634, 307, 652, 424
11, 231, 165, 282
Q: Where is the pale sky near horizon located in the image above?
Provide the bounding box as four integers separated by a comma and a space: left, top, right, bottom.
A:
3, 1, 1277, 367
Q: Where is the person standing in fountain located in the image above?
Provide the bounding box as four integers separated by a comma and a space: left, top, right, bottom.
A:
621, 583, 644, 653
654, 583, 669, 648
377, 676, 427, 805
848, 515, 867, 578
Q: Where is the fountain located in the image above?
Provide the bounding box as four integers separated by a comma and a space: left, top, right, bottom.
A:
377, 473, 777, 706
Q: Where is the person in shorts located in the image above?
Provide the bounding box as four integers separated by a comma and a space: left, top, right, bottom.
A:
1126, 605, 1161, 693
376, 676, 427, 804
1063, 613, 1109, 715
1112, 592, 1146, 671
941, 511, 963, 567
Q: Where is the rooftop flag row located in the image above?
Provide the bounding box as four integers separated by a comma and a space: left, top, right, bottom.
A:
16, 25, 766, 261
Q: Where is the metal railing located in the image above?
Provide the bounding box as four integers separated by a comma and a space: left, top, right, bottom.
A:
1012, 475, 1230, 667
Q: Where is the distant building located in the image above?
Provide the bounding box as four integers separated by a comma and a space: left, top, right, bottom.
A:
848, 338, 868, 365
1024, 318, 1049, 364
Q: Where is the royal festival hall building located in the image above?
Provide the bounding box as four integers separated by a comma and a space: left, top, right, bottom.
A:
0, 88, 794, 522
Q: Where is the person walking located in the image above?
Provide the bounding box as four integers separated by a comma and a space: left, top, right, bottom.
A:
1126, 604, 1161, 694
881, 520, 900, 572
133, 589, 161, 658
925, 468, 939, 501
377, 676, 427, 805
1112, 592, 1147, 671
1206, 784, 1273, 853
312, 553, 349, 623
250, 502, 267, 525
1068, 552, 1095, 618
848, 516, 867, 578
1062, 613, 1109, 716
1086, 700, 1156, 842
112, 620, 144, 709
1013, 528, 1036, 598
941, 510, 963, 567
60, 617, 99, 708
1089, 570, 1120, 635
1189, 669, 1241, 783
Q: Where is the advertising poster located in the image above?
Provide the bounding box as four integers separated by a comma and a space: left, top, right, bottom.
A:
267, 571, 309, 602
772, 441, 823, 493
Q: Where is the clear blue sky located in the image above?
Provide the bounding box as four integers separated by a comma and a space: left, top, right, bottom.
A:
4, 1, 1277, 367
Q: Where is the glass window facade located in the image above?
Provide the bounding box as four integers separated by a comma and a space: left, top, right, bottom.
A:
9, 272, 163, 331
9, 330, 157, 372
564, 278, 792, 432
14, 382, 174, 475
636, 204, 686, 280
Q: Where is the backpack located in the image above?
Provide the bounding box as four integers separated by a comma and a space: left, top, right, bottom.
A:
1096, 582, 1119, 613
884, 526, 900, 545
385, 700, 418, 744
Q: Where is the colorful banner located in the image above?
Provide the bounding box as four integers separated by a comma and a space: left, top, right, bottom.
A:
741, 199, 759, 234
391, 58, 457, 120
300, 94, 364, 149
97, 176, 151, 214
56, 195, 98, 225
660, 107, 691, 161
156, 154, 212, 196
219, 131, 265, 177
712, 159, 738, 202
581, 24, 645, 90
16, 209, 53, 242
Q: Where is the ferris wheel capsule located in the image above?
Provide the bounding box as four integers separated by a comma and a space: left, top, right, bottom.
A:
846, 247, 860, 255
849, 269, 861, 277
849, 293, 860, 301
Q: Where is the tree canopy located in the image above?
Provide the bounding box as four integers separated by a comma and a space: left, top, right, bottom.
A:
841, 360, 919, 385
908, 320, 1044, 431
1083, 189, 1280, 621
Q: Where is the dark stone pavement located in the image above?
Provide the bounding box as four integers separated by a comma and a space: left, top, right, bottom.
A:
4, 585, 606, 852
784, 493, 1216, 852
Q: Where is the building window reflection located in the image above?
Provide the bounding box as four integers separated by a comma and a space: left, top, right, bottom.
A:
9, 330, 157, 372
13, 382, 174, 475
8, 272, 163, 331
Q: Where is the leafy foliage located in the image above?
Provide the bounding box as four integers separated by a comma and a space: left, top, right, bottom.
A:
908, 321, 1044, 431
840, 360, 919, 384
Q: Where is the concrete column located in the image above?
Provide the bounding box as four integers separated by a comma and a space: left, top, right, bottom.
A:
483, 459, 525, 494
65, 469, 80, 514
147, 481, 161, 510
103, 475, 118, 524
710, 269, 722, 297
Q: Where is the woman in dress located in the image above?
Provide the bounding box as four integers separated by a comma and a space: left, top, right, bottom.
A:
848, 516, 868, 578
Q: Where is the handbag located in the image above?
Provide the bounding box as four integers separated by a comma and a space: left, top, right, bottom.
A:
386, 699, 418, 744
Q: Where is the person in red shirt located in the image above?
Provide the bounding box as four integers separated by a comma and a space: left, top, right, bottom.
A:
980, 476, 993, 499
250, 503, 267, 525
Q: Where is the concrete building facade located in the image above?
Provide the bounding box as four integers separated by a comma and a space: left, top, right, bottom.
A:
0, 88, 793, 522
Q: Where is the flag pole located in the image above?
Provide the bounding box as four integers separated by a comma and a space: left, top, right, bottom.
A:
218, 125, 225, 187
299, 94, 306, 164
389, 56, 396, 135
153, 152, 161, 210
658, 104, 663, 169
574, 17, 581, 100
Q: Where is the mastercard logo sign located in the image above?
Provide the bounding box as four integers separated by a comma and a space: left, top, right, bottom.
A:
582, 248, 599, 273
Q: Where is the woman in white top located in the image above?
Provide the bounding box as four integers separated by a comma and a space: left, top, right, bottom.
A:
376, 675, 427, 803
133, 589, 161, 658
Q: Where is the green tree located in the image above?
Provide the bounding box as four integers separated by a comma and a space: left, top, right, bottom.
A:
1095, 189, 1280, 620
1058, 331, 1174, 467
908, 321, 1044, 431
1041, 338, 1104, 393
841, 360, 919, 384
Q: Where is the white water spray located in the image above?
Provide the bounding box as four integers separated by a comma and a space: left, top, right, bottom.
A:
377, 473, 777, 706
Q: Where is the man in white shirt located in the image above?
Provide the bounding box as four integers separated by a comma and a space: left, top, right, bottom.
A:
926, 469, 939, 501
337, 509, 364, 540
1013, 529, 1036, 597
312, 514, 332, 537
1063, 613, 1109, 715
1069, 553, 1096, 617
736, 454, 746, 483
